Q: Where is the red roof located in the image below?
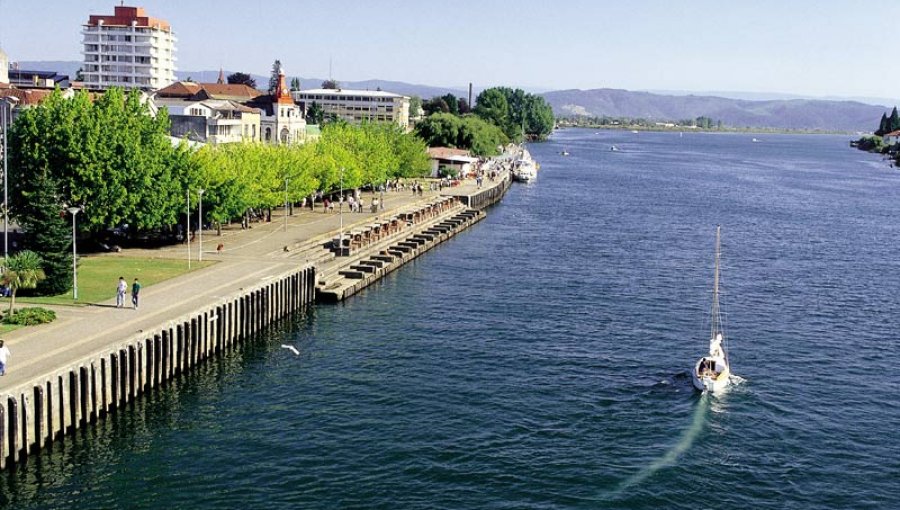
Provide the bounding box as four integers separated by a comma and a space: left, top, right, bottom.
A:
86, 5, 171, 32
427, 147, 472, 159
0, 88, 54, 106
883, 130, 900, 137
155, 81, 261, 100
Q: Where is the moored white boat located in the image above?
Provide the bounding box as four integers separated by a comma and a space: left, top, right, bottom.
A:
692, 225, 731, 393
512, 146, 538, 182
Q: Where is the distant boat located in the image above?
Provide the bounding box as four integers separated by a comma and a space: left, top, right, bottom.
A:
752, 138, 761, 143
631, 130, 639, 134
610, 145, 619, 152
560, 148, 570, 156
692, 225, 732, 393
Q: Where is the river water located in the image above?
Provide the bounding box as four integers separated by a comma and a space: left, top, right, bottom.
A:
2, 130, 898, 509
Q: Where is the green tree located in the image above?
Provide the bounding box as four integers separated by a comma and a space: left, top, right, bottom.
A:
441, 94, 460, 115
423, 97, 450, 116
321, 79, 340, 90
8, 88, 194, 293
890, 107, 900, 133
409, 95, 423, 119
415, 113, 507, 156
1, 251, 46, 314
474, 87, 554, 141
473, 88, 511, 137
290, 77, 301, 91
227, 72, 257, 88
268, 59, 283, 94
306, 102, 325, 125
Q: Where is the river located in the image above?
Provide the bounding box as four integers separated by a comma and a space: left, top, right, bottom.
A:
1, 129, 898, 509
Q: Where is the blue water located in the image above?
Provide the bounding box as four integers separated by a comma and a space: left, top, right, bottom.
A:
2, 130, 899, 509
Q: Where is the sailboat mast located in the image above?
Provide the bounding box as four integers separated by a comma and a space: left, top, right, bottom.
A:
710, 225, 722, 339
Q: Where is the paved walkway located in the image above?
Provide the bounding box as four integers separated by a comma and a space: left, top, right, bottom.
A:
0, 176, 498, 394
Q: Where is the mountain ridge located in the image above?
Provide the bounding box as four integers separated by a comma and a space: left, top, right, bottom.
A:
12, 61, 887, 132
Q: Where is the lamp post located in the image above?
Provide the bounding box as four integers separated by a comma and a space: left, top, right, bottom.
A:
1, 96, 20, 260
284, 178, 289, 232
197, 188, 205, 261
68, 206, 82, 300
186, 189, 191, 269
339, 167, 344, 253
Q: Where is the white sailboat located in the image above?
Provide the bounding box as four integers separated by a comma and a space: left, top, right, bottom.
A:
692, 225, 731, 393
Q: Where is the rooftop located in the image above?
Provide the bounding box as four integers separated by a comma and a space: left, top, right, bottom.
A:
155, 81, 262, 101
85, 5, 172, 32
295, 88, 407, 99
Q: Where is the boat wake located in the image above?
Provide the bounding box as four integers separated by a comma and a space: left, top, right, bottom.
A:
607, 394, 710, 497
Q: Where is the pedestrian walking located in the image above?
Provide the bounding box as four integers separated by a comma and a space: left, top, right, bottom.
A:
116, 276, 127, 308
0, 340, 10, 376
131, 278, 142, 310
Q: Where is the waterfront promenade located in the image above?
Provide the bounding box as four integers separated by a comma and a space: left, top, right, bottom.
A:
0, 175, 501, 396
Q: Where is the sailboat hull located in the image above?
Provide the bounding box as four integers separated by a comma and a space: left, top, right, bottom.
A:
692, 358, 730, 393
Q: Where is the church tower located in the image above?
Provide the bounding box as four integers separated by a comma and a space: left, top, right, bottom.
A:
273, 68, 305, 144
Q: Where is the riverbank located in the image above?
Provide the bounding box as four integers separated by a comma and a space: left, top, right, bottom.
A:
0, 148, 519, 469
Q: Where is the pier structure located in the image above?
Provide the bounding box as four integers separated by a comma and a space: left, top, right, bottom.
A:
0, 161, 515, 469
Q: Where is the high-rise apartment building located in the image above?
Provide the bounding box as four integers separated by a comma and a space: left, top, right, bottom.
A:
81, 5, 176, 90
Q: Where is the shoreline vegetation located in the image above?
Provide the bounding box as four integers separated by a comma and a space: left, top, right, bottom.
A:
555, 116, 855, 135
852, 106, 900, 166
413, 87, 555, 156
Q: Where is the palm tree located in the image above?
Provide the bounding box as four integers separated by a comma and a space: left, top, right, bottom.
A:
2, 251, 46, 315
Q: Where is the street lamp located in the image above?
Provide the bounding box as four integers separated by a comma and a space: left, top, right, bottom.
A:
67, 206, 82, 300
197, 188, 205, 261
1, 96, 20, 260
339, 167, 344, 253
186, 189, 191, 269
284, 178, 289, 232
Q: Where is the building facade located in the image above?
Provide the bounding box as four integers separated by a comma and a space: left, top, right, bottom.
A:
293, 88, 410, 129
153, 82, 263, 144
247, 70, 310, 144
81, 5, 176, 90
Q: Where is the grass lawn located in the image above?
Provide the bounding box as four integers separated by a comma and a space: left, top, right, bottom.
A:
8, 256, 216, 307
0, 323, 23, 334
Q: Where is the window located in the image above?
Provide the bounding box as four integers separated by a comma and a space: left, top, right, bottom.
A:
265, 127, 272, 141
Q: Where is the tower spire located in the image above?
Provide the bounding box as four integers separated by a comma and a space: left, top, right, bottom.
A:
217, 67, 225, 84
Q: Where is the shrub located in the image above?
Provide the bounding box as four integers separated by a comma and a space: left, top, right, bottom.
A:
3, 307, 57, 325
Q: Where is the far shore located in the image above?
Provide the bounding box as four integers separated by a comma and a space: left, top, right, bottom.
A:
555, 124, 858, 136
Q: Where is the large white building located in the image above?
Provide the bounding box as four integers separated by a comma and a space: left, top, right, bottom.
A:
293, 88, 410, 129
81, 5, 176, 90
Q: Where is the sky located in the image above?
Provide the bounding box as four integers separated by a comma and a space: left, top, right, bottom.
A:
1, 0, 898, 102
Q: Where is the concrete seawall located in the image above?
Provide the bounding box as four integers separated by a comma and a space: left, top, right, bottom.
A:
0, 265, 315, 469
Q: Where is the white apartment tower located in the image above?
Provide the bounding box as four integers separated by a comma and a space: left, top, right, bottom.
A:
81, 5, 176, 90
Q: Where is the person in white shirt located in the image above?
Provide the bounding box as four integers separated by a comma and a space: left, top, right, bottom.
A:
0, 340, 10, 376
116, 276, 127, 308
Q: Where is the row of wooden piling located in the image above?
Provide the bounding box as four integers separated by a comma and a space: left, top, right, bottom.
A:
0, 265, 316, 470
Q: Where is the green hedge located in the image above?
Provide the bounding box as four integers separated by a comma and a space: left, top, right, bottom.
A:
3, 307, 57, 325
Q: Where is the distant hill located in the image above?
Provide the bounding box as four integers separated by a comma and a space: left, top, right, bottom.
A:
13, 61, 887, 131
16, 62, 468, 98
540, 88, 886, 132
